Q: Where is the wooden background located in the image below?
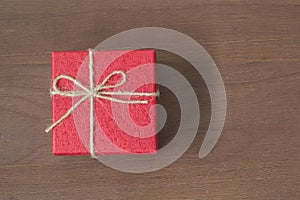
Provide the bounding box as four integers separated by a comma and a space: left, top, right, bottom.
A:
0, 0, 299, 199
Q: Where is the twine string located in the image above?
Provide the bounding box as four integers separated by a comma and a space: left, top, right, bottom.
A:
45, 49, 159, 157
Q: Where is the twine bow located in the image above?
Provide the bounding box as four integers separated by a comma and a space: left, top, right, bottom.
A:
45, 49, 159, 157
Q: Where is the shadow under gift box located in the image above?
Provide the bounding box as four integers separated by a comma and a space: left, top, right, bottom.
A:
50, 50, 158, 155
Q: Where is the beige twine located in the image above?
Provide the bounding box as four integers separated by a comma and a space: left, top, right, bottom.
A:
45, 49, 159, 158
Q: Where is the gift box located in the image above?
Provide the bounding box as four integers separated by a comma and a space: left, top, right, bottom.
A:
47, 49, 158, 156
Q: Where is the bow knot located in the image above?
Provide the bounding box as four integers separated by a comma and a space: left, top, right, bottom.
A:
45, 70, 159, 133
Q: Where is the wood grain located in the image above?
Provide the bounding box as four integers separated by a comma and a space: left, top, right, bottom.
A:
0, 0, 299, 199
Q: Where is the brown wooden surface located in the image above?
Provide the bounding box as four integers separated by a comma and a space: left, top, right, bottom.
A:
0, 1, 299, 199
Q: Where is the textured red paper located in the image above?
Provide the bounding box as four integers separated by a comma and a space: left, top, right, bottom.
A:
51, 50, 157, 155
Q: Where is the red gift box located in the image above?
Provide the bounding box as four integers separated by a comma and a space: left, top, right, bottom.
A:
48, 49, 158, 156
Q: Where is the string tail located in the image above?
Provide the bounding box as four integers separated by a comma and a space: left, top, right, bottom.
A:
45, 95, 89, 133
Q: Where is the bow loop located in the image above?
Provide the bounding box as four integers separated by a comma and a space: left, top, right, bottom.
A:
52, 75, 90, 97
95, 70, 127, 91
